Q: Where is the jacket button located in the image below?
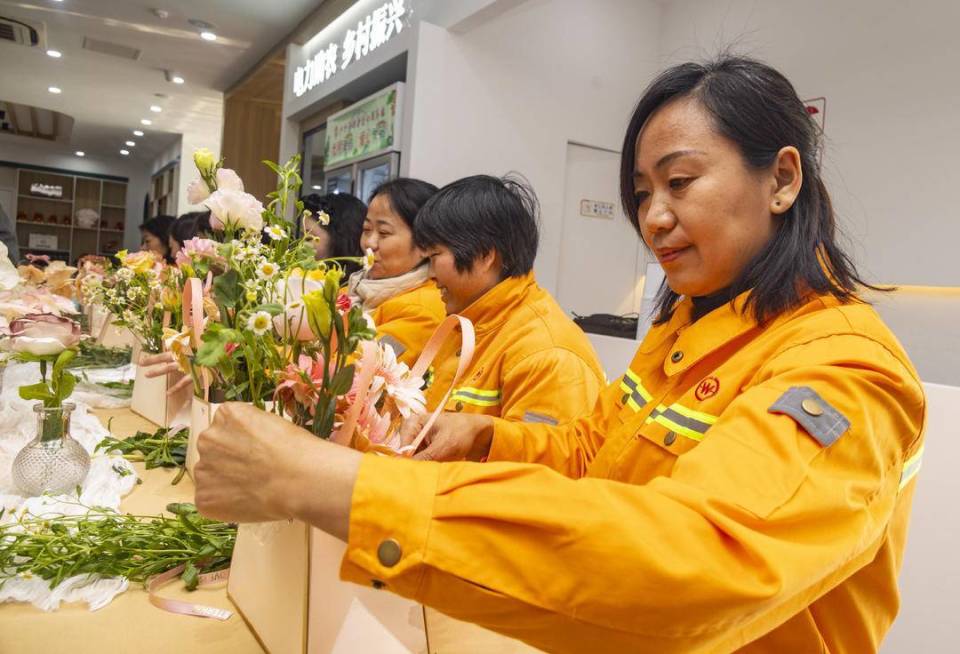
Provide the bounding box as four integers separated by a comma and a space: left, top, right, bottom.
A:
377, 539, 403, 567
670, 351, 684, 363
456, 349, 462, 357
454, 401, 464, 412
663, 431, 677, 446
371, 579, 386, 590
801, 398, 824, 417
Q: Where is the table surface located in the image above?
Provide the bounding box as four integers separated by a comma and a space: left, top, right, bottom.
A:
0, 408, 543, 654
0, 408, 266, 654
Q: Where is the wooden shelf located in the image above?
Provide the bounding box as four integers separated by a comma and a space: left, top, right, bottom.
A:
101, 228, 125, 233
73, 226, 98, 232
18, 221, 72, 229
101, 204, 126, 209
18, 194, 72, 204
25, 247, 70, 254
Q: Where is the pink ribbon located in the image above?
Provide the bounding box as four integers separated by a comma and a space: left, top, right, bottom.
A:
146, 564, 232, 620
25, 253, 51, 264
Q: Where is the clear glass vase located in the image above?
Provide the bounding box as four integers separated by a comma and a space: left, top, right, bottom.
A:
12, 402, 91, 496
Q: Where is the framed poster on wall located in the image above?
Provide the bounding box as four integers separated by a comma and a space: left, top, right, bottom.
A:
324, 82, 404, 170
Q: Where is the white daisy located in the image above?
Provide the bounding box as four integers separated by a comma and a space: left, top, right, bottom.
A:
257, 260, 279, 280
246, 310, 272, 336
315, 210, 330, 226
363, 248, 375, 271
265, 225, 288, 241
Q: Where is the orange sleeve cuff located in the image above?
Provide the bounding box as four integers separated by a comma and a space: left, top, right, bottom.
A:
340, 453, 441, 599
487, 418, 526, 462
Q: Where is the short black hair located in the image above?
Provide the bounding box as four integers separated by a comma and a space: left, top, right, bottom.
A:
171, 211, 212, 246
300, 192, 366, 274
620, 55, 879, 325
414, 174, 539, 278
369, 178, 439, 231
140, 215, 175, 263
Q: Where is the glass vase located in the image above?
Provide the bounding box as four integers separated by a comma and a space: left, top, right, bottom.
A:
12, 402, 91, 496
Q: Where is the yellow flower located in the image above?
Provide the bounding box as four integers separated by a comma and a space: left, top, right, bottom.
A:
193, 148, 217, 176
202, 297, 221, 323
160, 286, 180, 311
163, 327, 192, 374
302, 289, 332, 339
316, 210, 330, 226
121, 250, 157, 275
245, 290, 257, 302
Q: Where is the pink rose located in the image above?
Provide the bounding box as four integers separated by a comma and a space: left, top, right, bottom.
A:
176, 237, 221, 267
186, 179, 211, 205
3, 313, 81, 355
203, 189, 264, 233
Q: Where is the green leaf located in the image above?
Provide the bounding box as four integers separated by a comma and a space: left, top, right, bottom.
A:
181, 561, 199, 591
18, 382, 54, 402
12, 352, 56, 364
57, 371, 77, 402
213, 269, 242, 309
329, 365, 355, 396
53, 348, 77, 381
253, 303, 283, 316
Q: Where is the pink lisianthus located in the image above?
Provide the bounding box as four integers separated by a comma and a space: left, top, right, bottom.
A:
215, 168, 244, 192
186, 179, 211, 205
176, 237, 222, 267
204, 188, 264, 233
2, 313, 81, 355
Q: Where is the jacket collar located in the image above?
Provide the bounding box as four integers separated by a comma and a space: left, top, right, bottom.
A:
459, 272, 536, 333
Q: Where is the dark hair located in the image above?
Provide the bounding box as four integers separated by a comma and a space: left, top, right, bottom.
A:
171, 211, 212, 246
414, 174, 539, 278
620, 55, 877, 325
301, 192, 366, 258
140, 215, 175, 263
369, 178, 439, 231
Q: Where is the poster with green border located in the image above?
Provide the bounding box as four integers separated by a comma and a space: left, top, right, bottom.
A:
324, 84, 401, 169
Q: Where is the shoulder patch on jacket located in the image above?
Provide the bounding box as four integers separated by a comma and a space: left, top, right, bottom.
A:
379, 334, 406, 358
769, 386, 850, 447
523, 411, 558, 426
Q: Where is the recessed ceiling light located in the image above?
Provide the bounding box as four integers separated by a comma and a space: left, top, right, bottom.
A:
311, 185, 323, 190
120, 149, 129, 156
133, 130, 144, 136
150, 105, 162, 113
200, 31, 217, 41
141, 119, 152, 126
46, 49, 62, 58
48, 86, 62, 94
125, 141, 135, 147
75, 151, 85, 157
172, 75, 185, 85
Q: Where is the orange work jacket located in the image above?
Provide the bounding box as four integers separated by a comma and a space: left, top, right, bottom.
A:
369, 281, 446, 368
342, 291, 925, 653
424, 272, 605, 426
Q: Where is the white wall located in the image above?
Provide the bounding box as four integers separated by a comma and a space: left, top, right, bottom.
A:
0, 137, 150, 251
658, 0, 960, 288
406, 0, 663, 294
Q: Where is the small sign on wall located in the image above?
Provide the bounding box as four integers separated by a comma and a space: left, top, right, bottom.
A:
28, 233, 58, 250
580, 199, 615, 219
30, 183, 64, 198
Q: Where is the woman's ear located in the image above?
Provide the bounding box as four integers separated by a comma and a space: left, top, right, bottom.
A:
770, 146, 803, 215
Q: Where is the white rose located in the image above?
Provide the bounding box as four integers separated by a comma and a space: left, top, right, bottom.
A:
215, 168, 245, 192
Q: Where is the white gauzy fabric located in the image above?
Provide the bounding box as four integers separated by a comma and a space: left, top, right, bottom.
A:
0, 361, 139, 611
71, 363, 136, 409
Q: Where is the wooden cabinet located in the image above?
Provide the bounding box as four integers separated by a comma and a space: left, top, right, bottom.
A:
149, 164, 178, 217
9, 165, 129, 263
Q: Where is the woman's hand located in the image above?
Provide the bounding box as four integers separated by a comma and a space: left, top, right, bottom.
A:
194, 403, 362, 541
139, 351, 192, 394
400, 412, 495, 462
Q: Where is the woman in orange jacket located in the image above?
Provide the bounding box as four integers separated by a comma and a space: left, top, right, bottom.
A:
195, 56, 925, 653
413, 174, 605, 423
346, 178, 446, 367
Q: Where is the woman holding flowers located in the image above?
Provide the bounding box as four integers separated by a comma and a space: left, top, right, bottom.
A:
195, 57, 925, 653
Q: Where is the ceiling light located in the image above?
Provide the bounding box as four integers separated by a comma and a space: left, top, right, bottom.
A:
172, 75, 185, 85
125, 140, 135, 147
133, 130, 144, 136
46, 50, 62, 58
48, 86, 62, 94
141, 119, 152, 126
120, 149, 129, 156
149, 105, 162, 113
200, 31, 217, 41
312, 185, 323, 190
75, 151, 85, 157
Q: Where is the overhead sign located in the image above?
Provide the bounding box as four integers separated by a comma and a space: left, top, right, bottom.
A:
293, 0, 408, 98
30, 182, 64, 198
325, 83, 403, 169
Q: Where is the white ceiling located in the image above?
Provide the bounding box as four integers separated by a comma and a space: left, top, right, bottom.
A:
0, 0, 322, 166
